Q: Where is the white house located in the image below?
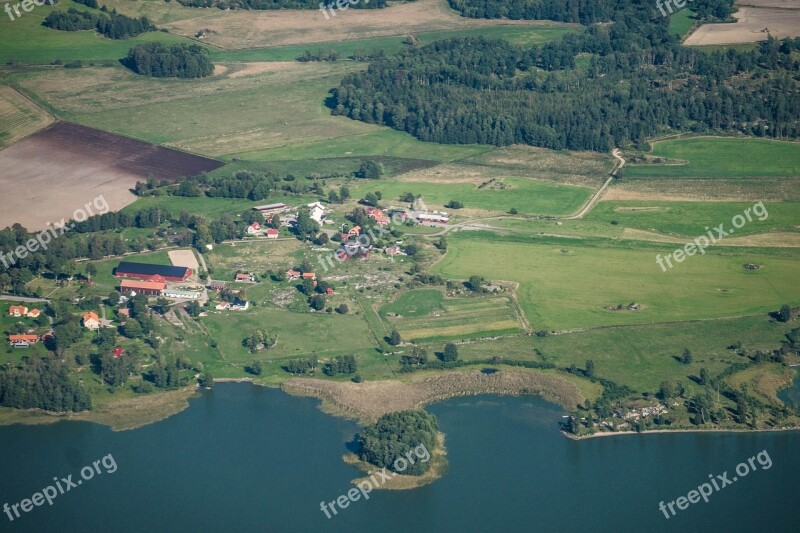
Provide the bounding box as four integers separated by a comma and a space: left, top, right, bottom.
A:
247, 222, 261, 235
308, 202, 327, 224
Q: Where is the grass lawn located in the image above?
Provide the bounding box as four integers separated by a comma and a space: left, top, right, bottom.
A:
627, 137, 800, 178
432, 232, 800, 330
202, 306, 375, 361
351, 176, 593, 215
669, 9, 697, 38
587, 201, 800, 237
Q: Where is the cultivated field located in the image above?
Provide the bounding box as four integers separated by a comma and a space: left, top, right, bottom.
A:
684, 3, 800, 45
0, 86, 53, 149
0, 122, 222, 230
380, 290, 525, 341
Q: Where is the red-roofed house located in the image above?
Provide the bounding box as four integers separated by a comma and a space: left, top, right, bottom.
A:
286, 269, 301, 281
9, 334, 38, 347
302, 272, 316, 280
8, 305, 28, 317
266, 229, 279, 239
26, 308, 41, 318
112, 347, 124, 358
348, 226, 361, 237
326, 287, 334, 295
247, 222, 262, 235
82, 312, 100, 331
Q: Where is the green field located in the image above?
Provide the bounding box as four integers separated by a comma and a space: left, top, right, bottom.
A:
627, 137, 800, 178
587, 201, 800, 237
455, 314, 795, 392
380, 290, 524, 341
432, 232, 800, 330
668, 9, 697, 38
352, 176, 593, 215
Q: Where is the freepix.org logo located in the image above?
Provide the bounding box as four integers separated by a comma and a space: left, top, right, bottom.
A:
4, 0, 55, 22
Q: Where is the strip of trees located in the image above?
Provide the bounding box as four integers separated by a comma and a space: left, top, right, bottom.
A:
124, 42, 214, 78
44, 5, 154, 40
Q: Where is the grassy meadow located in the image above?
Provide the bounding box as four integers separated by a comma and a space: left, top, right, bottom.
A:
627, 137, 800, 178
432, 232, 800, 330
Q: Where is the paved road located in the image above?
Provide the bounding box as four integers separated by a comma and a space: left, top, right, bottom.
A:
0, 294, 50, 303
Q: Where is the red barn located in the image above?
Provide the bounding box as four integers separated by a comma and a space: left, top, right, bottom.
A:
115, 262, 192, 282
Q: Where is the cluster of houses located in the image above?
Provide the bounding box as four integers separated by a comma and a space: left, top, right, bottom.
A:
7, 306, 44, 347
246, 221, 280, 239
253, 202, 333, 228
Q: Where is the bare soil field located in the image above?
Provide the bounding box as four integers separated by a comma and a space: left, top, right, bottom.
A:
684, 4, 800, 45
169, 249, 200, 270
159, 0, 576, 49
603, 177, 800, 202
282, 368, 587, 423
0, 122, 223, 230
0, 86, 53, 149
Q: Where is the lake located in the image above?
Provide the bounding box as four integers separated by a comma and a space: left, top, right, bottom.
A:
1, 383, 798, 532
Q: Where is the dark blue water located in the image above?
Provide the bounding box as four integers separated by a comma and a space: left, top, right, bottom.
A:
1, 383, 798, 532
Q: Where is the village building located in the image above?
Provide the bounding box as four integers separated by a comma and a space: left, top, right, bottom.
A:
8, 305, 28, 317
208, 281, 229, 292
286, 269, 301, 281
26, 308, 41, 318
112, 347, 124, 358
119, 279, 166, 296
8, 334, 39, 348
348, 225, 362, 237
82, 311, 100, 331
162, 289, 202, 300
308, 201, 328, 224
253, 203, 288, 217
115, 262, 192, 282
246, 222, 262, 235
266, 228, 279, 239
235, 272, 256, 283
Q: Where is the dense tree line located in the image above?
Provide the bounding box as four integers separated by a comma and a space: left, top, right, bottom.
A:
356, 410, 438, 475
124, 42, 213, 78
176, 0, 387, 9
331, 2, 800, 151
323, 354, 356, 376
0, 357, 92, 412
44, 6, 154, 39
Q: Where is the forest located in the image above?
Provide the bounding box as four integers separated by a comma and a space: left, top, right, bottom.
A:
331, 1, 800, 151
44, 6, 154, 40
0, 356, 92, 412
356, 410, 438, 475
124, 42, 214, 78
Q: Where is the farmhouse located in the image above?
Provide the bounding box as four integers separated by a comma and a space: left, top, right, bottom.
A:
115, 262, 192, 282
366, 207, 390, 225
247, 222, 262, 235
266, 228, 279, 239
8, 334, 39, 348
308, 201, 328, 224
82, 312, 100, 331
286, 269, 301, 281
27, 308, 41, 318
8, 305, 28, 317
302, 272, 317, 281
119, 279, 166, 296
235, 273, 256, 282
254, 203, 288, 216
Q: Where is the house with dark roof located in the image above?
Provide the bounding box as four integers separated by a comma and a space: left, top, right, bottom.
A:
115, 261, 192, 282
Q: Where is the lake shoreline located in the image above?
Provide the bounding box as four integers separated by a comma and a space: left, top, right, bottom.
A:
562, 425, 800, 440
